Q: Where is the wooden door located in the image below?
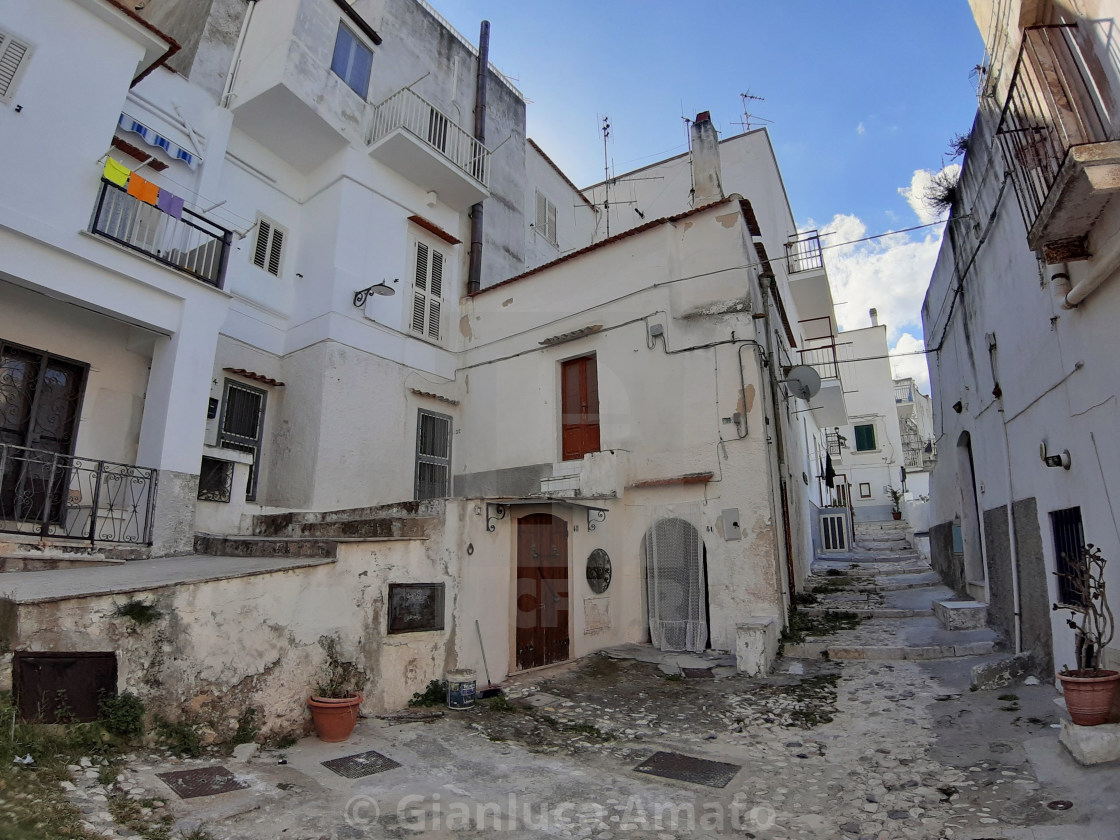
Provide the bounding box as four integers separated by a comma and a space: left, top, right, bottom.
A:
515, 513, 570, 670
561, 356, 599, 461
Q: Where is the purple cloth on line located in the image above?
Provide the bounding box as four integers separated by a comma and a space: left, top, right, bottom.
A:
157, 190, 185, 219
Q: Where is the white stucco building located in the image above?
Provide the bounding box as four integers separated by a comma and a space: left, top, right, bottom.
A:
0, 0, 854, 733
923, 0, 1120, 678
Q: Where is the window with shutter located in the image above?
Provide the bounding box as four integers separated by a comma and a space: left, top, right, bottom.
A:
535, 190, 558, 246
853, 424, 877, 452
0, 29, 33, 105
410, 240, 445, 341
251, 217, 286, 276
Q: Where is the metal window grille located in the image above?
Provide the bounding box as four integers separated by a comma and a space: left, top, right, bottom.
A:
820, 512, 848, 552
218, 381, 266, 501
196, 456, 234, 503
1050, 506, 1086, 606
414, 410, 451, 500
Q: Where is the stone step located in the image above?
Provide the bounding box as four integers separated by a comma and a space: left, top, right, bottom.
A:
252, 499, 444, 537
855, 537, 912, 549
933, 599, 988, 631
854, 521, 910, 533
810, 563, 931, 578
784, 639, 998, 661
193, 535, 340, 559
798, 606, 934, 619
0, 553, 123, 572
272, 517, 429, 539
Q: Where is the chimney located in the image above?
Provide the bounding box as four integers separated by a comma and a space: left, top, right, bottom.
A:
690, 111, 723, 205
869, 308, 879, 326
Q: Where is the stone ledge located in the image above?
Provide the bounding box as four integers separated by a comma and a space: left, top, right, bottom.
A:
1059, 719, 1120, 765
933, 599, 988, 630
736, 617, 779, 675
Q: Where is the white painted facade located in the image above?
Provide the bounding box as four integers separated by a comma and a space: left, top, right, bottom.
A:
924, 0, 1120, 676
1, 0, 853, 726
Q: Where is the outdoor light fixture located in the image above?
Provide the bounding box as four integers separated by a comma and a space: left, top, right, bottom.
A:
1040, 442, 1071, 470
353, 280, 397, 307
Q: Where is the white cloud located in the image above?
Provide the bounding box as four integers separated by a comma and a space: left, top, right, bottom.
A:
856, 122, 866, 136
897, 164, 961, 226
889, 332, 930, 394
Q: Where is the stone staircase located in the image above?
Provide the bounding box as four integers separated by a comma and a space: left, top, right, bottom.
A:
786, 518, 999, 661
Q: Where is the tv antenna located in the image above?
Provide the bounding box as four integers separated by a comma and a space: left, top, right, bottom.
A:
601, 115, 612, 236
734, 90, 772, 132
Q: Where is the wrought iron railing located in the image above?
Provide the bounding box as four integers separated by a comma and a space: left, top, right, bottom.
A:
0, 443, 157, 545
90, 180, 231, 288
369, 87, 490, 187
785, 230, 824, 274
996, 24, 1110, 232
825, 429, 844, 457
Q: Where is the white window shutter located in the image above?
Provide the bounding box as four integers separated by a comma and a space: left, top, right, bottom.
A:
0, 30, 32, 105
536, 190, 547, 230
267, 228, 283, 276
411, 241, 444, 340
252, 218, 285, 276
547, 200, 558, 245
253, 220, 271, 269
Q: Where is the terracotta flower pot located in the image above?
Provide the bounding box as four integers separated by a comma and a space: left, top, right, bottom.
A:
307, 692, 363, 742
1058, 670, 1120, 726
891, 510, 902, 520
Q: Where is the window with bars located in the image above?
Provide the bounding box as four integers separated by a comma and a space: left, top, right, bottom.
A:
218, 380, 266, 501
535, 190, 558, 246
410, 240, 444, 341
853, 423, 877, 452
0, 28, 32, 105
251, 217, 285, 276
1050, 506, 1086, 606
414, 409, 451, 500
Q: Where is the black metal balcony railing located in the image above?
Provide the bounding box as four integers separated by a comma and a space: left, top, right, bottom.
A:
825, 429, 844, 457
785, 230, 824, 274
91, 180, 232, 288
0, 443, 157, 545
996, 24, 1110, 232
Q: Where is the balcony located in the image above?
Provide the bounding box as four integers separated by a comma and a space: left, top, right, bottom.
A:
996, 24, 1120, 261
91, 180, 231, 288
784, 231, 837, 328
368, 87, 490, 210
798, 322, 850, 427
0, 443, 157, 546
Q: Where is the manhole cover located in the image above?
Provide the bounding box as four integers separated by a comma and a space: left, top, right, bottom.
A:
322, 749, 401, 779
681, 667, 714, 679
1047, 800, 1073, 811
156, 766, 249, 799
633, 751, 741, 788
522, 692, 566, 709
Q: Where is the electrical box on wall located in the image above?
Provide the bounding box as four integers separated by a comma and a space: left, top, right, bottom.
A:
721, 508, 741, 541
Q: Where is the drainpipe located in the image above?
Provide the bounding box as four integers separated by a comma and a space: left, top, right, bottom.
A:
1062, 234, 1120, 308
1000, 410, 1023, 655
220, 0, 258, 109
466, 21, 489, 296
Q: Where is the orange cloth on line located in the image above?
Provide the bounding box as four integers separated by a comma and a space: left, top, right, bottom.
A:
103, 157, 131, 187
127, 172, 159, 205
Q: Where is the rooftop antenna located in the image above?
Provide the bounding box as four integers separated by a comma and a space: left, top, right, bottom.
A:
733, 90, 772, 132
601, 115, 611, 237
683, 111, 695, 205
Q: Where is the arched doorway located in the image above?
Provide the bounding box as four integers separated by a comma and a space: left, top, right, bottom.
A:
643, 517, 709, 652
956, 431, 986, 592
515, 513, 570, 670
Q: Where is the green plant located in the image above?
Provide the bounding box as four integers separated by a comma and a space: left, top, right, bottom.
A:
408, 679, 448, 707
99, 691, 145, 739
112, 598, 163, 625
923, 167, 960, 216
1053, 544, 1115, 673
885, 485, 904, 513
947, 132, 969, 160
154, 715, 202, 757
231, 708, 260, 745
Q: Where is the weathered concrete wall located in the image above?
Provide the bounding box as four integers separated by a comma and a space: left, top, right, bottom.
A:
1012, 497, 1053, 674
930, 521, 966, 596
149, 471, 201, 557
983, 505, 1014, 646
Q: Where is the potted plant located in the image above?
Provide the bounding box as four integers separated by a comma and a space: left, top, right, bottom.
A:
886, 485, 904, 521
307, 643, 364, 742
1053, 543, 1118, 726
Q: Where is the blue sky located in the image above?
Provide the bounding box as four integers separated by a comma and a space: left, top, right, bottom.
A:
431, 1, 986, 389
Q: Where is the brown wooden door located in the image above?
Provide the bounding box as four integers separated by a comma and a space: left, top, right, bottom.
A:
516, 513, 570, 670
561, 356, 599, 461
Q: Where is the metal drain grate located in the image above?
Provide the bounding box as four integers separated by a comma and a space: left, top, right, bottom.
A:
681, 667, 714, 679
156, 766, 249, 799
633, 751, 741, 788
322, 749, 401, 779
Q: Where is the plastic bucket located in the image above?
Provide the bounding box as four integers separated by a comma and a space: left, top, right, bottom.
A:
446, 669, 476, 709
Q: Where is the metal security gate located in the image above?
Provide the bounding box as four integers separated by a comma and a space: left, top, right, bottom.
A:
218, 380, 265, 501
820, 509, 850, 552
645, 517, 708, 652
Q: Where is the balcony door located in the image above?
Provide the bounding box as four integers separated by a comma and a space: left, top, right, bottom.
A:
560, 355, 600, 461
218, 380, 266, 501
0, 341, 87, 522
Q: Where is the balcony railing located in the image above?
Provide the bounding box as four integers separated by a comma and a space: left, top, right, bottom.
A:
894, 382, 914, 403
369, 88, 490, 187
785, 230, 824, 274
825, 429, 844, 457
91, 180, 231, 288
0, 443, 157, 545
996, 24, 1110, 234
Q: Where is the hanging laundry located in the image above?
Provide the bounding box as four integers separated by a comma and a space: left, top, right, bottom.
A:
824, 452, 836, 488
103, 157, 131, 188
156, 189, 185, 219
127, 172, 159, 205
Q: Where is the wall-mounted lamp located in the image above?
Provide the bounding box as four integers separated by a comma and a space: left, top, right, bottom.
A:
353, 280, 398, 307
1040, 442, 1071, 470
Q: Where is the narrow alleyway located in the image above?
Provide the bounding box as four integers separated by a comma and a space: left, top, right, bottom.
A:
50, 521, 1117, 840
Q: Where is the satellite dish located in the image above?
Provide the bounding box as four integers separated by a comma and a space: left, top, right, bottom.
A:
783, 365, 821, 400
